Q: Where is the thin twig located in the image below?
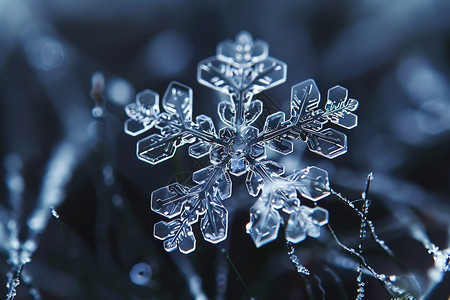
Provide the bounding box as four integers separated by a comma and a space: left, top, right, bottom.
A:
221, 248, 253, 300
327, 224, 399, 298
330, 179, 408, 273
286, 241, 310, 275
356, 173, 372, 299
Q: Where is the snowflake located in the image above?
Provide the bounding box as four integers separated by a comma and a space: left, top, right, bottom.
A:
125, 31, 358, 254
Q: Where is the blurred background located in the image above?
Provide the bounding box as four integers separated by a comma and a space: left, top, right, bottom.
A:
0, 0, 449, 299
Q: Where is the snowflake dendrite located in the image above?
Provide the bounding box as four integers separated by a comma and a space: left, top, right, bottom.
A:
125, 31, 358, 254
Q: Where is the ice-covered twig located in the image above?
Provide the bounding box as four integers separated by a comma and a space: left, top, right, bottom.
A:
286, 241, 310, 275
395, 207, 450, 296
327, 224, 403, 298
355, 173, 372, 300
330, 184, 398, 264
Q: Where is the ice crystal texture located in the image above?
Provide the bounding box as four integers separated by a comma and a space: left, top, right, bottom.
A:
125, 32, 358, 253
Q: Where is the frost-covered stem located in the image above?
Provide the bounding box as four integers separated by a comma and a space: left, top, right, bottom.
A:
329, 189, 363, 218
4, 155, 24, 300
5, 234, 40, 300
330, 185, 398, 262
327, 224, 371, 273
396, 207, 450, 294
6, 260, 40, 300
332, 178, 416, 290
6, 265, 22, 300
329, 177, 412, 297
18, 138, 86, 300
327, 224, 400, 298
4, 155, 40, 300
365, 219, 410, 274
356, 173, 372, 300
366, 220, 393, 256
286, 241, 310, 275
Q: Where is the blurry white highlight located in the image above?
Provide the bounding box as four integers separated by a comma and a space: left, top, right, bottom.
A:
129, 262, 152, 286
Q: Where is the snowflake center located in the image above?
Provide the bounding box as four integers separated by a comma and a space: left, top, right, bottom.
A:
229, 138, 248, 158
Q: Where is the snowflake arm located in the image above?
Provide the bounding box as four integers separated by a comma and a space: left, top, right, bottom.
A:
259, 79, 359, 159
124, 89, 160, 136
152, 165, 230, 253
198, 31, 287, 127
197, 31, 287, 97
246, 164, 331, 247
125, 81, 225, 164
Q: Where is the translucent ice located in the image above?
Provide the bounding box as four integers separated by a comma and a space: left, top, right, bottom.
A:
125, 32, 358, 253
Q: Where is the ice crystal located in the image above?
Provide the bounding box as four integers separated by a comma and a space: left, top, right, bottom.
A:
125, 31, 358, 253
